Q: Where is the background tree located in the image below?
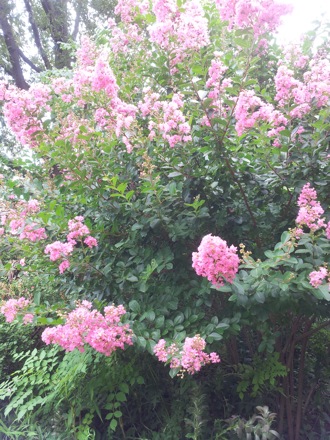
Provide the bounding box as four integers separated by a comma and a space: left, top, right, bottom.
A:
0, 0, 116, 88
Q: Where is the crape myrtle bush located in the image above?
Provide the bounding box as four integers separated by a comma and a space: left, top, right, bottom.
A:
0, 0, 330, 438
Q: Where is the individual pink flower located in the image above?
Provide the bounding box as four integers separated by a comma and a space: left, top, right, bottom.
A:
309, 267, 328, 288
192, 234, 239, 287
23, 313, 34, 324
59, 260, 70, 274
84, 236, 98, 248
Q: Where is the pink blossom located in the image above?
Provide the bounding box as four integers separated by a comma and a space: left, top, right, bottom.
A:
309, 267, 328, 288
115, 0, 149, 23
192, 234, 239, 287
1, 297, 31, 323
9, 219, 24, 233
139, 91, 191, 147
154, 335, 220, 375
234, 90, 287, 140
84, 236, 98, 248
76, 35, 98, 67
44, 241, 74, 261
59, 260, 70, 274
19, 224, 47, 242
215, 0, 292, 38
41, 303, 133, 356
25, 199, 40, 214
67, 216, 90, 243
296, 183, 326, 232
23, 313, 34, 324
149, 0, 210, 67
3, 84, 51, 147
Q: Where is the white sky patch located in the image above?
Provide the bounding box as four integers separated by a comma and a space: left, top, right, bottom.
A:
276, 0, 330, 43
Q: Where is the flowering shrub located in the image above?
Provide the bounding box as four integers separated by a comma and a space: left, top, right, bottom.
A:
0, 0, 329, 437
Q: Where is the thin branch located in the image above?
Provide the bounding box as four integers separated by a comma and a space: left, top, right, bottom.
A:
294, 320, 330, 344
224, 156, 262, 248
18, 48, 42, 72
23, 0, 51, 69
71, 1, 82, 41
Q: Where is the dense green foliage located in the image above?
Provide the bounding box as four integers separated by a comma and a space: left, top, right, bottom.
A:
0, 0, 329, 438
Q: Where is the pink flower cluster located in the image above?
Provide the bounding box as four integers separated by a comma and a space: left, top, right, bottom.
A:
114, 0, 149, 23
309, 267, 328, 289
192, 234, 239, 287
0, 297, 31, 323
201, 52, 232, 126
149, 0, 210, 68
2, 37, 139, 153
154, 334, 220, 375
19, 223, 47, 242
1, 198, 47, 243
215, 0, 292, 38
139, 90, 191, 147
44, 241, 74, 261
283, 44, 309, 70
296, 183, 326, 232
44, 216, 97, 273
108, 19, 143, 55
41, 301, 133, 356
275, 58, 330, 118
1, 83, 51, 148
234, 90, 287, 145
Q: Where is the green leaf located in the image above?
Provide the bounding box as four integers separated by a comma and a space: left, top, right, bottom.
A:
109, 419, 118, 431
116, 392, 126, 402
168, 171, 182, 178
129, 300, 140, 313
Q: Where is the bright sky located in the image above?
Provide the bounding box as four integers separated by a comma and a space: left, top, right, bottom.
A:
276, 0, 330, 42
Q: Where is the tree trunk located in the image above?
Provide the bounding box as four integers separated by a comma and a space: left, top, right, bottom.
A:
0, 0, 29, 89
41, 0, 71, 69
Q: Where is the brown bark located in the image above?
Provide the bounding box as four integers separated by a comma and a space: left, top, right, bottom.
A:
40, 0, 71, 69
